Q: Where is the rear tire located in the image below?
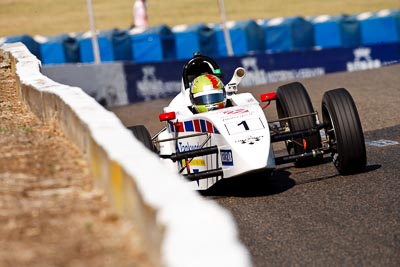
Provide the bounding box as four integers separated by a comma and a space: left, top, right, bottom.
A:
128, 125, 157, 153
276, 82, 321, 166
321, 88, 366, 174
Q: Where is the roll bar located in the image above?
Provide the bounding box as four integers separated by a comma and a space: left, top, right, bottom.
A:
182, 52, 223, 90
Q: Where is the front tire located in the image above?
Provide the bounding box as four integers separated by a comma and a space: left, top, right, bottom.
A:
276, 82, 321, 166
321, 88, 366, 174
128, 125, 157, 153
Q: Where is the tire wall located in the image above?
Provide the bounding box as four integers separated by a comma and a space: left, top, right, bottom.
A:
0, 42, 251, 267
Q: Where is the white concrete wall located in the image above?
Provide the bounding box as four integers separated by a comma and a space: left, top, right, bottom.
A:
0, 42, 252, 267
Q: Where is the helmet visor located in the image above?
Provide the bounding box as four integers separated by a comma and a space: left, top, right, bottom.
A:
193, 91, 224, 106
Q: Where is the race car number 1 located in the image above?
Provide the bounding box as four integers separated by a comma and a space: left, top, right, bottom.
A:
238, 121, 249, 130
225, 118, 264, 135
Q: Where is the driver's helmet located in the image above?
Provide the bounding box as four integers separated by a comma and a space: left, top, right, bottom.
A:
190, 74, 226, 113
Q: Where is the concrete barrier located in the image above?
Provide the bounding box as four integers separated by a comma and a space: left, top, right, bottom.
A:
0, 42, 252, 267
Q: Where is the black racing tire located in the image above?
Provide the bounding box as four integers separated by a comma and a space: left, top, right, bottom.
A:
321, 88, 366, 174
128, 125, 157, 153
276, 82, 322, 166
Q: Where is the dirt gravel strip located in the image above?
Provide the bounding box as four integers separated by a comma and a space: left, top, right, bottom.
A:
0, 55, 153, 266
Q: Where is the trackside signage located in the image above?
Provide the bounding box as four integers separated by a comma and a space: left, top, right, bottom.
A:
43, 42, 400, 106
238, 57, 325, 86
121, 42, 400, 103
346, 47, 382, 72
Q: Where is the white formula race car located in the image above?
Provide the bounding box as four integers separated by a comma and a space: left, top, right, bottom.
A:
129, 53, 367, 190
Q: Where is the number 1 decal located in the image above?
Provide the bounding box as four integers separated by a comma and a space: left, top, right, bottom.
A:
238, 121, 249, 131
225, 118, 265, 135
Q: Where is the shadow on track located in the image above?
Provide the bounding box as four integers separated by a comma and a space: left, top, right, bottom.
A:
200, 159, 381, 197
364, 164, 381, 172
200, 169, 295, 198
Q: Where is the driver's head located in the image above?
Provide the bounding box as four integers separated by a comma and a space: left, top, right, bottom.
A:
190, 74, 226, 113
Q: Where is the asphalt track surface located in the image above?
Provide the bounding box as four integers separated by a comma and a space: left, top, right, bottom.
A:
111, 65, 400, 266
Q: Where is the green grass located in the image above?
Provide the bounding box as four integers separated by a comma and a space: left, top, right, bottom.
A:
0, 0, 399, 37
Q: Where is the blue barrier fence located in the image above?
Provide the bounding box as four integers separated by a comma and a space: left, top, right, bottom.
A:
3, 9, 400, 65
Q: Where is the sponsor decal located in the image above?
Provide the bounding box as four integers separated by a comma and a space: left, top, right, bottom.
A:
223, 108, 250, 115
239, 57, 325, 86
235, 135, 264, 145
177, 141, 202, 152
181, 159, 206, 167
346, 48, 381, 72
220, 108, 255, 122
220, 150, 234, 166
